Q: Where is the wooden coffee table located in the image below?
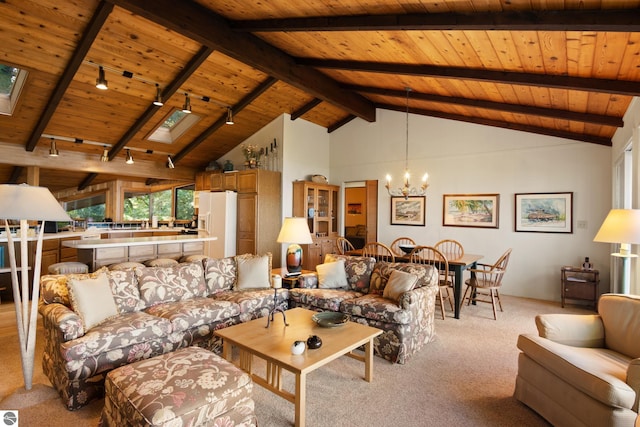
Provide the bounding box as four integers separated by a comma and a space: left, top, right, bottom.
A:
215, 307, 382, 427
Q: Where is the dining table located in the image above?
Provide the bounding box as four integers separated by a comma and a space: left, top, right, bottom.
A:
346, 249, 483, 319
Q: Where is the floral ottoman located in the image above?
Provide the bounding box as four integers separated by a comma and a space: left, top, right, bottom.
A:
100, 346, 257, 427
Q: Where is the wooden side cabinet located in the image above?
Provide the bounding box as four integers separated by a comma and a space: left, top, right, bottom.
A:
561, 266, 599, 310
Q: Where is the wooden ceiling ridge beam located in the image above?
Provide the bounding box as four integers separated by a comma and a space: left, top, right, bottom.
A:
107, 0, 376, 123
231, 9, 640, 32
291, 98, 323, 120
172, 76, 278, 164
25, 1, 114, 152
328, 115, 357, 133
378, 103, 611, 146
345, 85, 623, 127
301, 59, 640, 97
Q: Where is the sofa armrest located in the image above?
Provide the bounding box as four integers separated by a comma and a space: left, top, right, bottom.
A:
39, 302, 85, 341
535, 313, 604, 347
398, 282, 438, 311
627, 359, 640, 412
297, 272, 319, 289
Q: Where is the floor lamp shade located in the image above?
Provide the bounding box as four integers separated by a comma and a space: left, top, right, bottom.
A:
0, 184, 71, 390
277, 217, 313, 274
593, 209, 640, 294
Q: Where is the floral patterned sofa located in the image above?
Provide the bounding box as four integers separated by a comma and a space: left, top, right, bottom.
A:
289, 254, 439, 364
38, 253, 287, 410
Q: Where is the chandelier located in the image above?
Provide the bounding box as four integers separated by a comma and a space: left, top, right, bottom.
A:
385, 87, 429, 199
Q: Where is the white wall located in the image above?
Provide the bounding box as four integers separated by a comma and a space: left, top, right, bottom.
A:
330, 109, 613, 302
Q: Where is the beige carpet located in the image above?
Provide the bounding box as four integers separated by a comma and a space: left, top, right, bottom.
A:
0, 296, 591, 426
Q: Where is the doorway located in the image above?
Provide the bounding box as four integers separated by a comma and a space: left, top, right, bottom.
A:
343, 180, 378, 248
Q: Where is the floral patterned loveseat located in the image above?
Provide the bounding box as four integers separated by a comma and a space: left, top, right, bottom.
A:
289, 254, 439, 364
38, 253, 287, 410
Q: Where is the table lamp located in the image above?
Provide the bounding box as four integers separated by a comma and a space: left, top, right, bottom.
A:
593, 209, 640, 294
277, 217, 313, 275
0, 184, 71, 390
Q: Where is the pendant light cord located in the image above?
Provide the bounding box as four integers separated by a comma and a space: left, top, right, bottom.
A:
405, 87, 411, 170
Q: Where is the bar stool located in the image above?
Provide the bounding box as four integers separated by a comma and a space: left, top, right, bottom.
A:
48, 262, 89, 275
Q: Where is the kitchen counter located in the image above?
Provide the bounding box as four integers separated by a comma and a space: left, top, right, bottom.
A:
0, 228, 194, 243
62, 234, 215, 249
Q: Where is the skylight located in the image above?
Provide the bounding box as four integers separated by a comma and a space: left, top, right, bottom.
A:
0, 64, 28, 116
148, 109, 200, 143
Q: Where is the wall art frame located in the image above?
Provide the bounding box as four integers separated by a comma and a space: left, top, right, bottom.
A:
442, 194, 500, 228
390, 196, 425, 226
515, 192, 573, 233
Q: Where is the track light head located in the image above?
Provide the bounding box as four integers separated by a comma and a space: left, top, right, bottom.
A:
125, 149, 134, 164
225, 107, 234, 125
167, 155, 175, 169
49, 139, 59, 157
153, 83, 163, 106
100, 146, 109, 162
95, 66, 108, 90
182, 93, 192, 113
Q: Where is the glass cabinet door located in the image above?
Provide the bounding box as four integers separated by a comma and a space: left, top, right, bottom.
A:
306, 186, 315, 234
331, 187, 338, 235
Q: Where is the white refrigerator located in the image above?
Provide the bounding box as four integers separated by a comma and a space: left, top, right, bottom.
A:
197, 190, 237, 258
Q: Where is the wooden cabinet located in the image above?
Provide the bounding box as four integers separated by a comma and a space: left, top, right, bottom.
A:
292, 181, 340, 270
195, 171, 211, 191
235, 170, 281, 266
211, 172, 237, 191
561, 267, 600, 310
59, 236, 80, 262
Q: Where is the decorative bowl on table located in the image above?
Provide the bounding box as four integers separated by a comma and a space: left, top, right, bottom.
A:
312, 312, 349, 328
398, 244, 417, 255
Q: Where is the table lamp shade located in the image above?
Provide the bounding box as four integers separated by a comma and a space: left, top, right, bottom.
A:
0, 184, 70, 221
277, 217, 313, 274
594, 209, 640, 253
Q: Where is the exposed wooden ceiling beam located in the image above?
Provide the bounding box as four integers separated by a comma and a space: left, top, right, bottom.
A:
25, 1, 114, 152
173, 77, 278, 164
231, 9, 640, 32
107, 0, 376, 122
378, 103, 611, 146
345, 85, 623, 127
8, 166, 24, 184
328, 115, 357, 133
301, 59, 640, 97
291, 98, 323, 121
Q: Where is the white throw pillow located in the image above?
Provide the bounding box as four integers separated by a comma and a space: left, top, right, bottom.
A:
67, 272, 118, 329
317, 260, 348, 289
236, 253, 271, 289
383, 270, 418, 302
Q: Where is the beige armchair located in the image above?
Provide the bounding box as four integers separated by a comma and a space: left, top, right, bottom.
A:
515, 294, 640, 426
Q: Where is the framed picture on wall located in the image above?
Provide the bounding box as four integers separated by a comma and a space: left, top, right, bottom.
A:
515, 192, 573, 233
442, 194, 499, 228
390, 196, 425, 226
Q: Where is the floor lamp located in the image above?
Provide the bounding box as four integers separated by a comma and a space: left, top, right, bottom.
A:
0, 184, 71, 390
277, 217, 313, 275
593, 209, 640, 294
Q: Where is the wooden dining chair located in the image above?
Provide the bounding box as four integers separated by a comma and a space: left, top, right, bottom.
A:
462, 248, 512, 320
434, 239, 464, 288
408, 245, 453, 319
336, 236, 355, 255
361, 242, 395, 262
390, 237, 416, 256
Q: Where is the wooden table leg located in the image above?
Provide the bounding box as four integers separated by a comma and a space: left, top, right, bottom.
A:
453, 265, 463, 319
364, 339, 374, 382
221, 340, 231, 361
295, 372, 306, 427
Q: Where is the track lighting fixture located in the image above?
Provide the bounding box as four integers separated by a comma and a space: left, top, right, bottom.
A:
182, 93, 192, 113
100, 146, 109, 162
95, 66, 108, 90
225, 107, 234, 125
48, 138, 59, 157
125, 149, 134, 164
167, 155, 175, 169
153, 83, 163, 107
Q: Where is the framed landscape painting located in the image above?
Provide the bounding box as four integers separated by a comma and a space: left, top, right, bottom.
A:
515, 192, 573, 233
390, 196, 425, 226
442, 194, 499, 228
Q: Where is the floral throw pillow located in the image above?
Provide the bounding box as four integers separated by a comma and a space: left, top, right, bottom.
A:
204, 256, 237, 294
136, 262, 207, 308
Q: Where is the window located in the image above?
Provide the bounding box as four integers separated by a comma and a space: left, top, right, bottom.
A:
175, 184, 195, 220
147, 109, 201, 143
0, 64, 28, 116
63, 193, 106, 221
124, 189, 172, 220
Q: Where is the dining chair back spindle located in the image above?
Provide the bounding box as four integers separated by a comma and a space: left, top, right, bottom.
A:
361, 242, 395, 262
336, 236, 356, 255
390, 237, 416, 257
462, 248, 512, 320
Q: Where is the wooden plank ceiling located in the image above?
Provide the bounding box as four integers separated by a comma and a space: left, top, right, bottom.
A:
0, 0, 639, 192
